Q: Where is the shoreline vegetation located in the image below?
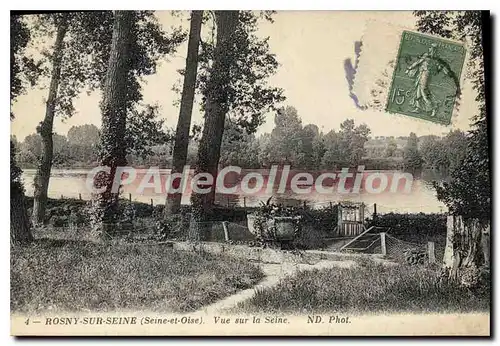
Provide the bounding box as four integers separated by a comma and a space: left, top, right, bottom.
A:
12, 121, 466, 176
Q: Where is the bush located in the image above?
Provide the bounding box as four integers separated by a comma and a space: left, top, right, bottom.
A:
368, 213, 446, 240
301, 204, 338, 234
156, 213, 190, 240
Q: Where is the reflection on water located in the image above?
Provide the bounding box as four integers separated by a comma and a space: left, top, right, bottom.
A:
21, 168, 447, 214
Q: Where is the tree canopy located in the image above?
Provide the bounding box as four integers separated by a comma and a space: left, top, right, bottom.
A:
415, 11, 490, 222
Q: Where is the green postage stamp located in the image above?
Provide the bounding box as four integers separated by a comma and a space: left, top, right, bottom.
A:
386, 31, 466, 125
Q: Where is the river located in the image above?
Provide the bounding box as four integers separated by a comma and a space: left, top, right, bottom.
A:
21, 168, 447, 215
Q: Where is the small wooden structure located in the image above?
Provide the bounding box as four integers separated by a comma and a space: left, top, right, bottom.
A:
337, 201, 365, 236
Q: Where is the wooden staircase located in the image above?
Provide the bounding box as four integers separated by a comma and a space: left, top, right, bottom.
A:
339, 226, 389, 254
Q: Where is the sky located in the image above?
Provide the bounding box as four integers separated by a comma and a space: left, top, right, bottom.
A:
11, 11, 479, 142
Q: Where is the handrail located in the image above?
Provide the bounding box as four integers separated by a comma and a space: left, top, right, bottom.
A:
339, 225, 376, 251
343, 237, 380, 252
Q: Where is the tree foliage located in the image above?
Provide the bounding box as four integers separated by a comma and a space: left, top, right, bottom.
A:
11, 14, 40, 103
10, 13, 34, 243
124, 104, 172, 159
320, 119, 370, 168
197, 11, 285, 134
403, 132, 422, 171
415, 11, 490, 222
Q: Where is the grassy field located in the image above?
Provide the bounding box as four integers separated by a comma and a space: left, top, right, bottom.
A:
11, 239, 264, 313
238, 260, 490, 314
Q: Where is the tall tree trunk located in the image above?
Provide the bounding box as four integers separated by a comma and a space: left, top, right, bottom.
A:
11, 141, 33, 244
164, 10, 203, 217
31, 16, 68, 226
91, 11, 134, 237
443, 215, 487, 283
189, 11, 239, 241
11, 189, 32, 245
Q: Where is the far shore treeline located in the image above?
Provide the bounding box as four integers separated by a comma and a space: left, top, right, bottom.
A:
12, 107, 466, 175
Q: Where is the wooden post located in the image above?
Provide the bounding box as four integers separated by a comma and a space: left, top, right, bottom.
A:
482, 224, 490, 268
373, 203, 377, 220
243, 197, 246, 208
329, 201, 333, 209
78, 193, 82, 200
337, 205, 343, 230
427, 241, 436, 264
380, 232, 387, 256
222, 221, 230, 242
303, 201, 307, 209
61, 194, 64, 199
150, 198, 153, 207
129, 193, 132, 202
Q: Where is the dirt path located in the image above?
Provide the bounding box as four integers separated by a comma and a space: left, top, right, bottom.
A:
197, 259, 357, 314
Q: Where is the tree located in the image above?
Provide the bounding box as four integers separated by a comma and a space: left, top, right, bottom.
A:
299, 124, 320, 169
321, 130, 340, 169
165, 11, 203, 216
10, 14, 36, 244
189, 11, 284, 240
402, 132, 422, 172
90, 11, 135, 236
384, 138, 398, 158
196, 11, 285, 134
67, 124, 100, 146
19, 133, 43, 165
219, 121, 260, 168
415, 11, 490, 275
442, 130, 468, 173
30, 11, 184, 226
321, 119, 370, 168
29, 12, 119, 225
11, 142, 32, 244
91, 11, 184, 235
266, 106, 303, 165
419, 135, 447, 170
349, 123, 370, 166
124, 104, 171, 159
189, 11, 240, 240
67, 124, 100, 165
31, 13, 69, 226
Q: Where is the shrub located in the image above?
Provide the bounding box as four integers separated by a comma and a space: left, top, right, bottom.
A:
368, 213, 446, 240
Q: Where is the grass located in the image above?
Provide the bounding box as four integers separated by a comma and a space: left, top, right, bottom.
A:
237, 260, 490, 314
11, 239, 264, 313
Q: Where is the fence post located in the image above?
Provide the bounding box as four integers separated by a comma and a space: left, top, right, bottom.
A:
380, 232, 387, 256
129, 193, 132, 202
150, 199, 153, 207
373, 203, 377, 220
222, 221, 230, 242
79, 193, 82, 200
427, 241, 436, 264
243, 197, 246, 208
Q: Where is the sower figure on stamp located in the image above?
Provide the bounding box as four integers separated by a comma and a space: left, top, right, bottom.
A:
405, 43, 451, 117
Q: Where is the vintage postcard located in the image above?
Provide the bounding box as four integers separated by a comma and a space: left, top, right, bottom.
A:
10, 10, 491, 336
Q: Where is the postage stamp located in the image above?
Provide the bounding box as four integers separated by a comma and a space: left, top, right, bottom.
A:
386, 31, 467, 125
